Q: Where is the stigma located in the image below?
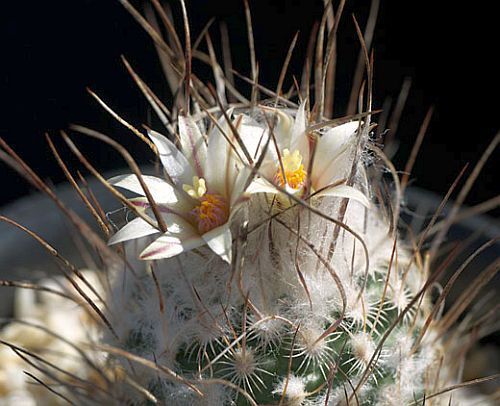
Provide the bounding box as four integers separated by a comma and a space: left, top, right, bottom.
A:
183, 176, 207, 199
275, 149, 307, 190
183, 176, 229, 234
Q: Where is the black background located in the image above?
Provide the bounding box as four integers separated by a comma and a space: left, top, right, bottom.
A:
0, 0, 498, 211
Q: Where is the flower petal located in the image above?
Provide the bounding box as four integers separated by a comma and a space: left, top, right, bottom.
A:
290, 100, 308, 155
129, 197, 191, 215
202, 224, 232, 263
139, 218, 203, 260
129, 197, 151, 212
108, 174, 179, 204
314, 121, 359, 169
108, 217, 159, 245
140, 233, 205, 260
316, 184, 370, 208
148, 129, 194, 186
237, 119, 277, 183
228, 165, 251, 206
236, 115, 273, 160
313, 121, 360, 188
261, 106, 295, 150
178, 115, 207, 177
245, 177, 279, 195
204, 112, 233, 196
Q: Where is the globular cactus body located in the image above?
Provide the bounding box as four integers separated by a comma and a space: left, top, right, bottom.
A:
103, 107, 452, 405
0, 1, 497, 405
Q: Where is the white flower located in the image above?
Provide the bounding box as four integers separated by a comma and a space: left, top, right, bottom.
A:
108, 114, 249, 263
238, 102, 370, 207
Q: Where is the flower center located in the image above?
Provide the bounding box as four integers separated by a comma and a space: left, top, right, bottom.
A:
183, 176, 229, 234
191, 194, 229, 234
275, 149, 307, 190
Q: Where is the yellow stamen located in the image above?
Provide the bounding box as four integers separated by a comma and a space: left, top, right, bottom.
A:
191, 193, 229, 234
275, 149, 307, 190
183, 176, 228, 233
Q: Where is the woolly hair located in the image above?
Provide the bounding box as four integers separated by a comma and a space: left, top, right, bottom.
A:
0, 1, 498, 406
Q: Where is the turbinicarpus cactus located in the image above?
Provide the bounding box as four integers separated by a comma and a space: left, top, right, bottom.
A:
1, 1, 498, 405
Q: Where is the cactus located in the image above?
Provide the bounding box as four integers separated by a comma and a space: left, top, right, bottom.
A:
99, 106, 466, 406
1, 1, 498, 405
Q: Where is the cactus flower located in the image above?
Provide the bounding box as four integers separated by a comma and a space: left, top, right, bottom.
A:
239, 103, 370, 207
108, 114, 249, 263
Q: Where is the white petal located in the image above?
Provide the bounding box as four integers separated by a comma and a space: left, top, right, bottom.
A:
129, 197, 153, 213
202, 224, 232, 263
290, 100, 308, 154
128, 197, 193, 217
229, 165, 252, 206
205, 112, 233, 196
108, 174, 179, 204
313, 121, 360, 187
260, 106, 294, 150
314, 121, 359, 168
245, 177, 279, 195
178, 115, 207, 177
108, 217, 159, 245
285, 183, 302, 196
272, 109, 294, 150
316, 184, 370, 208
148, 129, 194, 186
236, 115, 272, 160
140, 233, 205, 260
240, 128, 277, 181
139, 218, 203, 260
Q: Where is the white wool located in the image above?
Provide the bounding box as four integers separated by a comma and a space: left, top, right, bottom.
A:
343, 282, 379, 329
327, 376, 372, 406
293, 323, 339, 378
192, 384, 232, 406
377, 383, 405, 406
350, 331, 377, 367
385, 330, 414, 369
248, 313, 286, 348
273, 375, 308, 406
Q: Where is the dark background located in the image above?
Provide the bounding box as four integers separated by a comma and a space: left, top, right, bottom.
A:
0, 0, 498, 211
